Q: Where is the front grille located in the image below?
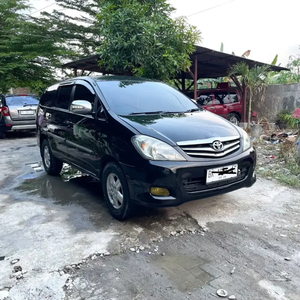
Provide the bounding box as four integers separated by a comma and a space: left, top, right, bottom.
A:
182, 166, 248, 193
177, 136, 241, 158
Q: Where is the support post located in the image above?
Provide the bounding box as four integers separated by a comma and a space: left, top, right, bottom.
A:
181, 71, 186, 93
194, 56, 198, 100
243, 88, 247, 123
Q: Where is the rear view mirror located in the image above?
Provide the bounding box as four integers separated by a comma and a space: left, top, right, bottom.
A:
70, 100, 92, 115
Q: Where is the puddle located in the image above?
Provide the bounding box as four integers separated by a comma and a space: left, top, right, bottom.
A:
7, 163, 201, 246
154, 254, 214, 292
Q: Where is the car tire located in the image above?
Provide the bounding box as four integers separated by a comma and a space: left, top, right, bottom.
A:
41, 139, 63, 176
102, 162, 135, 221
0, 132, 6, 139
227, 113, 240, 125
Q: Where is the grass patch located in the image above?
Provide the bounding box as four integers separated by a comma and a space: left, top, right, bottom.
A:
277, 174, 300, 188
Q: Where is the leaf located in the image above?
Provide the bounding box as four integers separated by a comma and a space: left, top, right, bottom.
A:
271, 54, 278, 65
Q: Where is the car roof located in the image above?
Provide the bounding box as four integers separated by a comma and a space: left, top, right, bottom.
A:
1, 94, 38, 97
198, 88, 238, 93
54, 75, 157, 86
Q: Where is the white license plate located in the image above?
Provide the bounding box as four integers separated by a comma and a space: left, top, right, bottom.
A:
206, 164, 238, 183
20, 110, 34, 115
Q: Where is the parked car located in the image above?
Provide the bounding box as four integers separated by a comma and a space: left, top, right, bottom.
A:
185, 83, 242, 125
37, 76, 256, 220
0, 94, 39, 138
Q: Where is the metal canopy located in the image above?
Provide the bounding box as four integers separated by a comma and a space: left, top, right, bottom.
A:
188, 45, 288, 79
62, 45, 288, 78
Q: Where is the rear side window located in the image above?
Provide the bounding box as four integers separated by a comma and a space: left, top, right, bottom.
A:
197, 93, 213, 106
227, 92, 239, 103
56, 85, 73, 109
215, 92, 239, 104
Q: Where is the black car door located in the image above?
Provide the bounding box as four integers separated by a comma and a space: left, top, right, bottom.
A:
66, 81, 98, 175
48, 84, 74, 159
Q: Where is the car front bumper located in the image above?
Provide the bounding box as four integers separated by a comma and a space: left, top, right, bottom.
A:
120, 148, 256, 207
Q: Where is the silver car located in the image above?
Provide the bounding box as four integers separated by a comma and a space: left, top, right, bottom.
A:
0, 94, 39, 139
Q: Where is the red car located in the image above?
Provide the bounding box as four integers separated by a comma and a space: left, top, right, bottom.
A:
185, 83, 242, 125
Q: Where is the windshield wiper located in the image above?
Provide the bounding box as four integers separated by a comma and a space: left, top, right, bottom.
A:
24, 103, 38, 107
129, 111, 180, 115
185, 108, 201, 113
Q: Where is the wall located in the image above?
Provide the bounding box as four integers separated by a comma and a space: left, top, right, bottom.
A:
9, 87, 31, 94
253, 83, 300, 122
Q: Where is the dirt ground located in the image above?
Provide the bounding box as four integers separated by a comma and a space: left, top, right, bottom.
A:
0, 132, 300, 300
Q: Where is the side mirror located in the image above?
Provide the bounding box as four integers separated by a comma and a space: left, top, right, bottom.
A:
70, 100, 92, 115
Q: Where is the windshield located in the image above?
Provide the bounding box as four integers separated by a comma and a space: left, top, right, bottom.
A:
97, 80, 200, 115
6, 96, 39, 107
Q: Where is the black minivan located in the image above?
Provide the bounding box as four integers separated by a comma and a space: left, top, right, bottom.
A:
37, 76, 256, 220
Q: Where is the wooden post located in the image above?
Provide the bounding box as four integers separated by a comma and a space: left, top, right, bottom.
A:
194, 56, 198, 100
181, 71, 186, 93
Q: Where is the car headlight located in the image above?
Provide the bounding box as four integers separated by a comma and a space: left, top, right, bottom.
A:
132, 135, 186, 161
241, 129, 251, 151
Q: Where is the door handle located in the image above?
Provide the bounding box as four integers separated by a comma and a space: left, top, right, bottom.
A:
45, 113, 51, 120
208, 107, 214, 110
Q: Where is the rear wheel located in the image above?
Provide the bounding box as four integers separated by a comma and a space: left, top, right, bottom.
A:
0, 131, 6, 139
102, 162, 135, 220
41, 139, 63, 176
227, 113, 240, 125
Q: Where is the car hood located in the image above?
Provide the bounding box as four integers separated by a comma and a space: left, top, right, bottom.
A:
119, 111, 241, 144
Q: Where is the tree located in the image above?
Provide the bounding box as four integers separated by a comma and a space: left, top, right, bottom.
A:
33, 0, 101, 58
268, 54, 300, 84
229, 62, 270, 129
97, 0, 201, 81
0, 0, 65, 93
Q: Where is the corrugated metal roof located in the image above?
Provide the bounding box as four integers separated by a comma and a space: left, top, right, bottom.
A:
62, 45, 288, 78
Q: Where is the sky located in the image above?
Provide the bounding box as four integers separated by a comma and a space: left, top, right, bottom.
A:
28, 0, 299, 66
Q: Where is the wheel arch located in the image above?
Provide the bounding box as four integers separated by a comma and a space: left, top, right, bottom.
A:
99, 155, 120, 179
228, 112, 241, 121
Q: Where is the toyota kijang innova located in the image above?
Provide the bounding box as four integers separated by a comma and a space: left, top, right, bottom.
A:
37, 76, 256, 220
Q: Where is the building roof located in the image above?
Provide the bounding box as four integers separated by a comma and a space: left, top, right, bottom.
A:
62, 45, 288, 79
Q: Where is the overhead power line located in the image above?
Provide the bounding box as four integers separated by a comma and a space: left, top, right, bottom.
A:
186, 0, 236, 17
31, 2, 56, 15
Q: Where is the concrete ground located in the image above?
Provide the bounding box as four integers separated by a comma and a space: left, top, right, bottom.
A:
0, 133, 299, 300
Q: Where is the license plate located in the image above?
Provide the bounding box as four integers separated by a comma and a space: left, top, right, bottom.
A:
206, 164, 238, 183
20, 110, 34, 115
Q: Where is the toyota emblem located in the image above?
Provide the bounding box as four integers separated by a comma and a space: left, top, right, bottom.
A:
212, 140, 224, 151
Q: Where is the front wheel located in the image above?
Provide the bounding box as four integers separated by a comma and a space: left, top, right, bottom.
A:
227, 113, 240, 125
102, 162, 135, 220
41, 139, 63, 176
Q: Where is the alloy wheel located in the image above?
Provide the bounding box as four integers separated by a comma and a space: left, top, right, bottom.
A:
106, 173, 124, 209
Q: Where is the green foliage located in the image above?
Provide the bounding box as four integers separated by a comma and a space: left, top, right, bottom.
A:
229, 62, 270, 127
271, 54, 278, 65
277, 109, 291, 121
34, 0, 101, 57
97, 0, 201, 81
268, 54, 300, 84
0, 0, 65, 93
281, 111, 300, 128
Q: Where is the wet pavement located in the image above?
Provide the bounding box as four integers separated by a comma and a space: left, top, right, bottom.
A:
0, 133, 300, 300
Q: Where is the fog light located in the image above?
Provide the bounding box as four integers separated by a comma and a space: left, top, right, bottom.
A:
150, 187, 170, 197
